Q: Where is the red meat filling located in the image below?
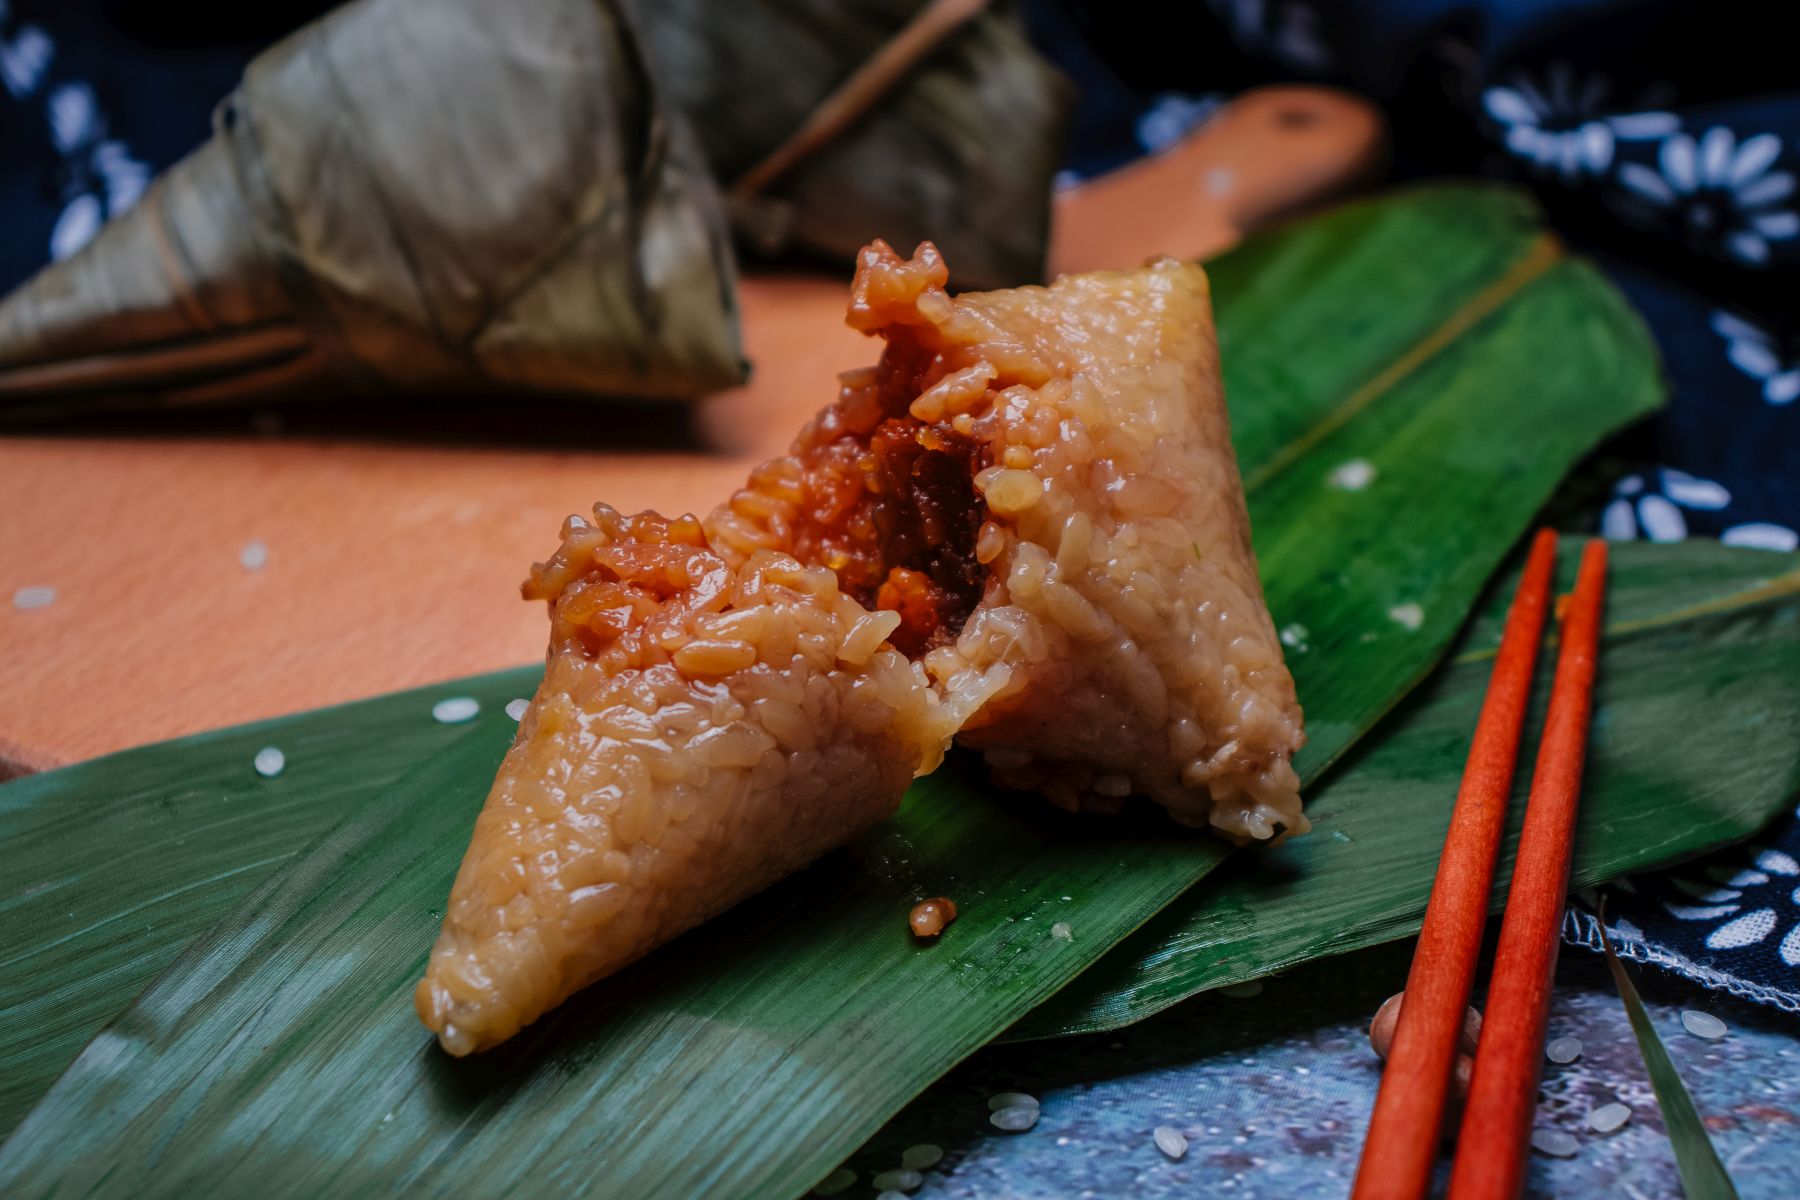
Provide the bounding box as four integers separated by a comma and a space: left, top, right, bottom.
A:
779, 344, 991, 659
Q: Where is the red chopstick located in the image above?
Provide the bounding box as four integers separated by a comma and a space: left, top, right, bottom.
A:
1446, 538, 1608, 1200
1351, 529, 1559, 1200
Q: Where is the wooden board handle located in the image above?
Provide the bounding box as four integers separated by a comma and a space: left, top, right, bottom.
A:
1050, 85, 1386, 276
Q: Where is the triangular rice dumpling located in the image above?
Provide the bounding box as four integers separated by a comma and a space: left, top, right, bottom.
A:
418, 242, 1304, 1054
0, 0, 742, 414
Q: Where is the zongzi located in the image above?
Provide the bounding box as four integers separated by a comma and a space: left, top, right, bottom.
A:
0, 0, 743, 414
634, 0, 1070, 290
417, 241, 1303, 1054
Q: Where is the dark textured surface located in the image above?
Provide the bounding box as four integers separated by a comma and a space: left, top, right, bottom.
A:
854, 941, 1800, 1199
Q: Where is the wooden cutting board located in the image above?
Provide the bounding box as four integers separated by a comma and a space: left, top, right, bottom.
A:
0, 87, 1382, 775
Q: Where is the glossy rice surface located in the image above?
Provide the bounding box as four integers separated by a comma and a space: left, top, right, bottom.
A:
715, 242, 1305, 836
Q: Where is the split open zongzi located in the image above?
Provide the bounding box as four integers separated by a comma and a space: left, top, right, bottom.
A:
417, 241, 1303, 1055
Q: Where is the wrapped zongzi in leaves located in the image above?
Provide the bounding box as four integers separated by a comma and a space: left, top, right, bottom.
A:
0, 0, 743, 415
635, 0, 1072, 290
0, 0, 1074, 416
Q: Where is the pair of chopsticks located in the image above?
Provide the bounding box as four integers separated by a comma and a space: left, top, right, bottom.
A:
1352, 530, 1609, 1200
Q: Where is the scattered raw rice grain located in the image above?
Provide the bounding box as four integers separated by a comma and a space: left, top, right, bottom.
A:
1530, 1128, 1579, 1158
253, 747, 286, 778
1328, 459, 1377, 490
1051, 921, 1073, 942
988, 1091, 1039, 1112
871, 1168, 922, 1192
239, 540, 269, 570
812, 1168, 856, 1196
901, 1144, 943, 1171
1681, 1010, 1728, 1039
432, 697, 481, 724
910, 897, 958, 939
991, 1104, 1040, 1132
1153, 1125, 1189, 1159
1546, 1036, 1583, 1064
1221, 980, 1264, 998
12, 586, 54, 610
1588, 1103, 1632, 1134
505, 698, 530, 721
1388, 602, 1425, 631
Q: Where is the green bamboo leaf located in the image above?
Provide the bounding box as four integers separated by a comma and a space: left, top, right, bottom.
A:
0, 183, 1646, 1127
0, 667, 543, 1135
1599, 912, 1744, 1199
1016, 541, 1800, 1036
0, 183, 1641, 1139
0, 184, 1669, 1192
6, 540, 1797, 1200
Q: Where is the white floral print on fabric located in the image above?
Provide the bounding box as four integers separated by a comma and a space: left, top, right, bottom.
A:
1565, 906, 1800, 1015
47, 192, 101, 261
45, 78, 95, 151
1616, 127, 1797, 267
1482, 63, 1677, 182
0, 18, 52, 100
1660, 846, 1800, 964
1564, 814, 1800, 1016
1712, 310, 1800, 405
3, 52, 151, 262
1600, 467, 1731, 544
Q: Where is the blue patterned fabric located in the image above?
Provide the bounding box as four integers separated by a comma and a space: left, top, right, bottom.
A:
1565, 838, 1800, 1014
1024, 0, 1800, 550
4, 0, 1798, 1010
0, 2, 322, 293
